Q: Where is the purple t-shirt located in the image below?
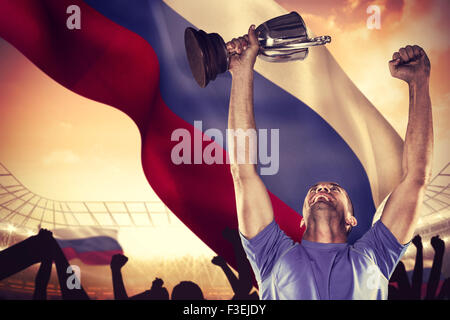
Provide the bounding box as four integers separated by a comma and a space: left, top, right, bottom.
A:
240, 220, 409, 300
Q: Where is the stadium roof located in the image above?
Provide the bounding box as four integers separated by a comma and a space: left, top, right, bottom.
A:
0, 162, 449, 239
0, 162, 179, 232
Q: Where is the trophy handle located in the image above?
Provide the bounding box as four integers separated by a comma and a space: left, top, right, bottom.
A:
302, 35, 332, 47
266, 35, 331, 51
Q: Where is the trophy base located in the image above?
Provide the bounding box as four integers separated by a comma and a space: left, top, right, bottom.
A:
184, 27, 228, 88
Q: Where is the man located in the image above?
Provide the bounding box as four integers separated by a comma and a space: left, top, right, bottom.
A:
227, 25, 433, 299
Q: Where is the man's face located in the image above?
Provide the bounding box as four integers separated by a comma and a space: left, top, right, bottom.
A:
303, 182, 353, 221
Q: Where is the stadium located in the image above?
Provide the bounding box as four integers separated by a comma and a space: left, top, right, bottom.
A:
0, 162, 241, 300
0, 162, 448, 299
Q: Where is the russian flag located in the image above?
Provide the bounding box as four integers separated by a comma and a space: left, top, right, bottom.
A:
53, 227, 123, 265
0, 0, 404, 270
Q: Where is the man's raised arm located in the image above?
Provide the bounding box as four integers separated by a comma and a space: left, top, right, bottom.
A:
381, 45, 433, 244
227, 25, 274, 239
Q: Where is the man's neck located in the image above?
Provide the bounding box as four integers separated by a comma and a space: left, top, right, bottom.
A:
302, 214, 347, 243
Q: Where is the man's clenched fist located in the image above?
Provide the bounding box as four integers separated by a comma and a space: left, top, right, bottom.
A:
389, 45, 430, 84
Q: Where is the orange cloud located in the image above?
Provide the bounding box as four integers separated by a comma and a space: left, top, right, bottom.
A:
276, 0, 405, 30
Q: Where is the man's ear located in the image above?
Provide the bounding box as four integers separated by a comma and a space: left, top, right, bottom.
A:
346, 216, 358, 227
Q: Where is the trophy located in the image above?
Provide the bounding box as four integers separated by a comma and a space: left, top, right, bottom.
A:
184, 12, 331, 88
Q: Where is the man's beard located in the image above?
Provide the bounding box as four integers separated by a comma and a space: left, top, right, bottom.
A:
310, 200, 334, 211
309, 200, 340, 219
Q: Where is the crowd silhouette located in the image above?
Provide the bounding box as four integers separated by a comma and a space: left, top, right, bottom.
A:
0, 227, 258, 300
0, 228, 448, 300
109, 226, 258, 300
211, 227, 259, 300
388, 235, 449, 300
0, 229, 89, 300
110, 252, 203, 300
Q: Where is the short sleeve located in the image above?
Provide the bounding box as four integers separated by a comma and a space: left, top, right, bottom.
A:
239, 220, 295, 282
352, 220, 410, 279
